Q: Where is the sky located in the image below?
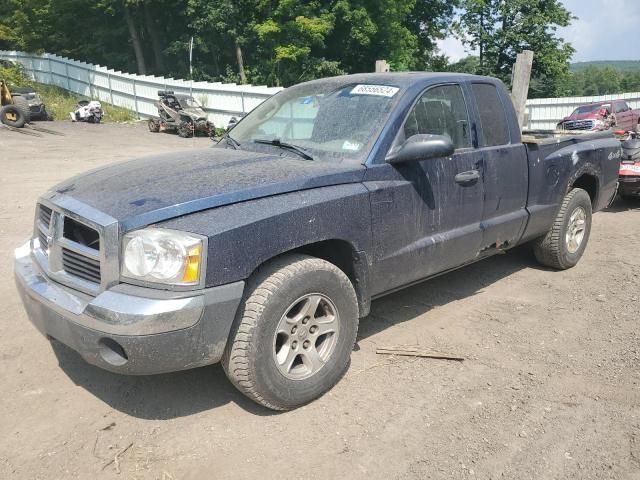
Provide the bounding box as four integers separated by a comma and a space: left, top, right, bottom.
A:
437, 0, 640, 63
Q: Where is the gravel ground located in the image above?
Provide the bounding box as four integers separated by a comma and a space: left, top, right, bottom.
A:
1, 122, 640, 480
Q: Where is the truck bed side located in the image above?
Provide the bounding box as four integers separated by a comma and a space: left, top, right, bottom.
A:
519, 132, 621, 243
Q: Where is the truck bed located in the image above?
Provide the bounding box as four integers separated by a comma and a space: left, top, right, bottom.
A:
521, 129, 614, 145
519, 129, 620, 244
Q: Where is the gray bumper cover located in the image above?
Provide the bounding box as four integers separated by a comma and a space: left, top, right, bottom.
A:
14, 242, 244, 375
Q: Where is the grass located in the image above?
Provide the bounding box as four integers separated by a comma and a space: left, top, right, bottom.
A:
0, 64, 136, 123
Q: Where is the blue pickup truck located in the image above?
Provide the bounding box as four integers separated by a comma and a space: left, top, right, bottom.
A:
15, 73, 620, 410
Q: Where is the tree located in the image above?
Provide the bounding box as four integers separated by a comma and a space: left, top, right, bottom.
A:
187, 0, 265, 84
405, 0, 458, 70
458, 0, 575, 97
445, 55, 480, 74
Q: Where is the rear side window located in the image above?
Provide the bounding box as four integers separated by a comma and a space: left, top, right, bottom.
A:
472, 83, 510, 147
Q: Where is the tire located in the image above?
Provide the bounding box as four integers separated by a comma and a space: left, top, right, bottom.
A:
148, 118, 160, 132
223, 254, 359, 411
11, 96, 31, 124
533, 188, 592, 270
0, 104, 27, 128
177, 120, 193, 138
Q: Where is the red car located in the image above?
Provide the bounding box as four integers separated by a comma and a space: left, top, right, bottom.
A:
557, 99, 640, 132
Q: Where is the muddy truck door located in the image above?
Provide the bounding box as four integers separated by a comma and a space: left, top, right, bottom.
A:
367, 82, 485, 295
468, 81, 529, 251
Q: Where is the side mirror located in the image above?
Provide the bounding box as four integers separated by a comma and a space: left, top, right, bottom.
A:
386, 134, 455, 164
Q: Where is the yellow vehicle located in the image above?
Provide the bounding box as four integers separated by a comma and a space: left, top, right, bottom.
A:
1, 79, 31, 128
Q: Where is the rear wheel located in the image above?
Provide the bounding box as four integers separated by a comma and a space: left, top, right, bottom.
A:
222, 254, 359, 411
533, 188, 592, 269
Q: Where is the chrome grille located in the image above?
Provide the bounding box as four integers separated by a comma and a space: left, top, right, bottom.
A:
39, 204, 52, 227
34, 201, 105, 290
561, 119, 596, 131
62, 247, 101, 283
38, 229, 48, 250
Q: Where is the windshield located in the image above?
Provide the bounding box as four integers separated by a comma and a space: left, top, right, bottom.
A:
227, 80, 403, 163
180, 96, 202, 108
572, 104, 610, 115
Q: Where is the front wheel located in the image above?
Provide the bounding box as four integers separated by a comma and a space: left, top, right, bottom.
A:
533, 187, 592, 269
222, 254, 359, 411
148, 118, 160, 132
177, 120, 193, 138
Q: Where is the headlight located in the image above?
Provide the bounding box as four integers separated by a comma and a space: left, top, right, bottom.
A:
121, 229, 205, 286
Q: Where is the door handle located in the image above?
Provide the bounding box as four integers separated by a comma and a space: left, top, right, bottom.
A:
455, 170, 480, 186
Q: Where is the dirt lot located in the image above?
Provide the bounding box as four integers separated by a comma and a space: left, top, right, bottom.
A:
1, 122, 640, 480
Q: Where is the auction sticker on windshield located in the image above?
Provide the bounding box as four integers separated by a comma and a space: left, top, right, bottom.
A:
350, 85, 400, 97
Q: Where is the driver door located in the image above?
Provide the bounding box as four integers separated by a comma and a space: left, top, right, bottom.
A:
367, 83, 485, 295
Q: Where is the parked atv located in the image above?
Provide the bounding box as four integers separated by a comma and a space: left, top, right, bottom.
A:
148, 90, 214, 138
619, 131, 640, 202
70, 100, 103, 123
10, 87, 53, 121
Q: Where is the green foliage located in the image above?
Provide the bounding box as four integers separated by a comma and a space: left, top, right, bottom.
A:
6, 0, 624, 101
571, 61, 640, 73
0, 63, 135, 122
563, 66, 640, 96
457, 0, 574, 98
449, 57, 640, 97
0, 0, 454, 87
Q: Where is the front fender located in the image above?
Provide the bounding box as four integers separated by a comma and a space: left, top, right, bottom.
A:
159, 183, 373, 292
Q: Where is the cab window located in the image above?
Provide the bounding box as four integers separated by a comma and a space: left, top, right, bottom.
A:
403, 84, 472, 149
615, 102, 629, 113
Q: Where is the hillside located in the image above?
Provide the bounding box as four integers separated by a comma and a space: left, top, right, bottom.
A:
570, 61, 640, 72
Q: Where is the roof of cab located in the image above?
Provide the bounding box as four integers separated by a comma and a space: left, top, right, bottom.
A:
299, 72, 498, 89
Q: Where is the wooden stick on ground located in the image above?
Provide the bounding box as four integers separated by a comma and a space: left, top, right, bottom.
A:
102, 441, 134, 473
376, 346, 464, 362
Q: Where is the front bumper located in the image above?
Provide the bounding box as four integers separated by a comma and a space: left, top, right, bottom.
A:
14, 241, 244, 375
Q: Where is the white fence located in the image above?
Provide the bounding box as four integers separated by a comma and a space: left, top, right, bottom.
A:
0, 50, 282, 127
525, 92, 640, 130
2, 50, 639, 131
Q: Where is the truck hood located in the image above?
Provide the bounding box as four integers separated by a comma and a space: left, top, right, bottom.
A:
49, 147, 366, 231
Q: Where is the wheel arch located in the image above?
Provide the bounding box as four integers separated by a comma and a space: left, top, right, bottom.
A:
249, 239, 372, 318
570, 172, 598, 207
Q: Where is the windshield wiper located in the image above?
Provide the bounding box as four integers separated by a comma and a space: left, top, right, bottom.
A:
222, 133, 241, 149
253, 138, 314, 161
